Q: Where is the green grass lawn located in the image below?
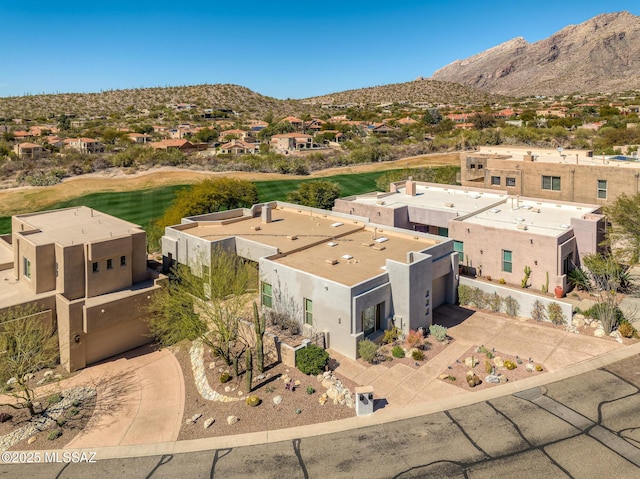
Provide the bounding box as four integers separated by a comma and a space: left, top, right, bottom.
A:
0, 171, 389, 234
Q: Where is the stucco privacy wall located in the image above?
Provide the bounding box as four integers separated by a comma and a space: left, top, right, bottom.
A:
458, 276, 573, 323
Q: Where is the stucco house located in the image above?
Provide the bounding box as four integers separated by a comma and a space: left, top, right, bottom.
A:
0, 207, 163, 372
161, 202, 458, 359
333, 180, 605, 292
63, 137, 105, 154
14, 142, 44, 160
270, 133, 314, 152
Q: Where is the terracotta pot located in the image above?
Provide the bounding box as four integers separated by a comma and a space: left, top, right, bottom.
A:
554, 285, 564, 298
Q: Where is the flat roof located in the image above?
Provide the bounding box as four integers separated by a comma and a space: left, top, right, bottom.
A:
345, 185, 506, 217
273, 227, 439, 286
476, 146, 640, 169
181, 208, 364, 255
177, 205, 442, 286
461, 197, 600, 235
15, 207, 143, 246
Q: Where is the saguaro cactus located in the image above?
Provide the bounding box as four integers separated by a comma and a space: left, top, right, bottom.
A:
245, 348, 253, 393
253, 302, 266, 373
521, 265, 531, 288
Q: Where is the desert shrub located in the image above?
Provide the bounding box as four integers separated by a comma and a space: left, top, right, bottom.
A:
504, 360, 517, 370
568, 267, 590, 290
471, 288, 488, 309
503, 296, 520, 317
547, 302, 567, 325
531, 299, 547, 322
306, 385, 315, 395
245, 395, 261, 407
412, 349, 425, 361
457, 284, 472, 305
67, 408, 79, 418
429, 324, 448, 342
296, 344, 329, 375
488, 293, 502, 312
0, 412, 12, 423
535, 364, 543, 372
499, 278, 506, 285
219, 372, 231, 383
392, 345, 405, 358
48, 393, 62, 405
382, 326, 400, 344
618, 321, 637, 338
48, 429, 62, 441
406, 330, 423, 348
56, 418, 67, 427
358, 339, 379, 363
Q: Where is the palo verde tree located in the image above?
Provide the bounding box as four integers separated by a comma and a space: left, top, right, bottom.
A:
147, 247, 257, 366
148, 177, 258, 252
286, 180, 341, 210
0, 305, 59, 416
604, 192, 640, 264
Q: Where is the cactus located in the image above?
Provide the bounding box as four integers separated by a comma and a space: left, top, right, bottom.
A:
521, 265, 531, 288
232, 356, 239, 377
245, 348, 253, 393
541, 271, 549, 294
253, 302, 266, 373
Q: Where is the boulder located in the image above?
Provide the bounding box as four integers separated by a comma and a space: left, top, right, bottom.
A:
464, 356, 477, 368
493, 357, 504, 368
226, 415, 239, 425
6, 377, 17, 385
485, 374, 501, 384
28, 436, 37, 445
321, 378, 335, 389
318, 394, 328, 406
525, 363, 535, 372
316, 374, 324, 382
208, 362, 216, 370
438, 373, 452, 380
326, 386, 339, 400
572, 315, 585, 328
594, 328, 605, 338
203, 418, 215, 429
273, 395, 283, 405
609, 330, 622, 339
191, 413, 202, 422
43, 371, 53, 378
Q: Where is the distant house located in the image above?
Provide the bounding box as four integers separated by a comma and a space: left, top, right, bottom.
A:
397, 116, 418, 126
218, 139, 260, 155
445, 113, 472, 123
63, 138, 105, 154
248, 120, 269, 132
127, 133, 152, 144
368, 123, 395, 135
14, 142, 44, 160
304, 119, 325, 132
220, 129, 256, 143
281, 116, 304, 130
149, 139, 195, 151
44, 136, 65, 148
270, 133, 314, 152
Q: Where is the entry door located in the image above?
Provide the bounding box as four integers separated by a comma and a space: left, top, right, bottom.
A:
362, 302, 383, 337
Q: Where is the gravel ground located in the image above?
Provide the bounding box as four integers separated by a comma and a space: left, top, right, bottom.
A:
175, 343, 357, 440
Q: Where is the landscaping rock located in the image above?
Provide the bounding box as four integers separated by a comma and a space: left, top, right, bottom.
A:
572, 315, 585, 328
485, 374, 501, 384
237, 391, 243, 396
493, 357, 504, 368
185, 418, 194, 425
438, 373, 452, 380
609, 330, 622, 339
203, 418, 215, 429
617, 337, 624, 344
191, 413, 202, 423
208, 362, 216, 370
318, 394, 328, 406
273, 395, 283, 405
326, 386, 339, 401
22, 373, 34, 381
316, 374, 324, 382
27, 436, 36, 445
256, 374, 265, 380
6, 377, 17, 386
594, 328, 605, 338
226, 416, 239, 425
464, 356, 477, 368
525, 363, 535, 372
321, 378, 335, 389
43, 371, 53, 378
323, 371, 332, 378
224, 386, 232, 392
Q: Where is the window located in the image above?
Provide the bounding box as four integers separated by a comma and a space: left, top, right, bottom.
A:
55, 262, 58, 278
470, 164, 476, 169
120, 255, 126, 267
438, 227, 449, 237
107, 258, 113, 270
542, 175, 561, 191
454, 240, 464, 262
477, 164, 483, 170
23, 257, 31, 279
502, 250, 513, 273
304, 298, 313, 325
597, 180, 607, 199
506, 177, 516, 187
92, 262, 99, 273
562, 253, 573, 275
261, 282, 272, 308
491, 176, 501, 186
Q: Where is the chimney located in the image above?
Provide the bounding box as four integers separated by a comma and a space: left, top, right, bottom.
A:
405, 176, 416, 196
261, 204, 272, 224
523, 151, 534, 161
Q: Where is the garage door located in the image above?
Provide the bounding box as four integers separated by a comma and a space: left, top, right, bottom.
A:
84, 318, 152, 365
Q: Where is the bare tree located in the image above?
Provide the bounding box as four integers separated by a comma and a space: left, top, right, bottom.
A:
0, 305, 59, 416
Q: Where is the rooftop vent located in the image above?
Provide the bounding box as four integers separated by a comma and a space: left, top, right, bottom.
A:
330, 222, 343, 228
374, 237, 389, 243
517, 224, 528, 230
250, 226, 261, 231
327, 242, 337, 247
532, 208, 541, 213
341, 254, 353, 260
376, 200, 385, 205
287, 235, 298, 240
445, 203, 455, 208
468, 194, 481, 199
560, 223, 570, 229
362, 242, 374, 247
489, 208, 501, 214
515, 217, 525, 222
521, 205, 532, 210
326, 259, 338, 265
373, 245, 386, 251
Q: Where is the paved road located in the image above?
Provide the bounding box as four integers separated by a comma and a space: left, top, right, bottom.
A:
4, 356, 640, 479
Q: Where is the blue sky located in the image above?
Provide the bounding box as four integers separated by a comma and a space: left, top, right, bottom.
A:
1, 1, 638, 100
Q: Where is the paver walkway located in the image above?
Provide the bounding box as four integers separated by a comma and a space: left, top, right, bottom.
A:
330, 305, 625, 415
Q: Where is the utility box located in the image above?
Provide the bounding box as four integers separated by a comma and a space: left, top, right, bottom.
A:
355, 386, 374, 416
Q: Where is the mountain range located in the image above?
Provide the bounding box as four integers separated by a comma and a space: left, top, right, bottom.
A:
431, 11, 640, 96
